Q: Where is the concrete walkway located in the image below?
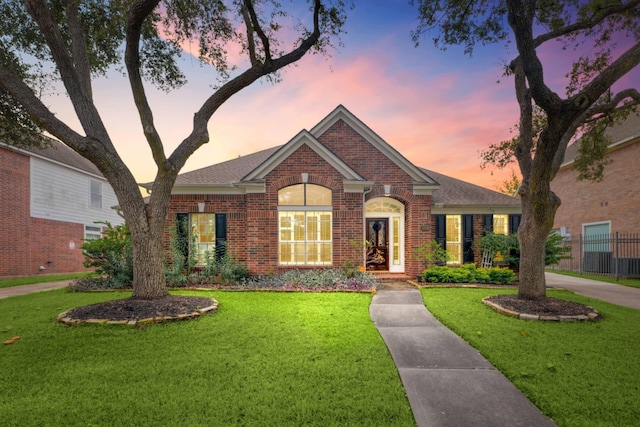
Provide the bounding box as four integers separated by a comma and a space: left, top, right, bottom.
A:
0, 281, 70, 300
370, 286, 556, 427
546, 272, 640, 309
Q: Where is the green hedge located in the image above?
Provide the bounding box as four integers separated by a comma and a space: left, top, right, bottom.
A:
420, 263, 516, 285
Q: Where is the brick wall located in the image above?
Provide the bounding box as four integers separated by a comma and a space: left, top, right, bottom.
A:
164, 120, 436, 277
0, 147, 31, 276
552, 140, 640, 235
30, 218, 86, 274
0, 146, 90, 277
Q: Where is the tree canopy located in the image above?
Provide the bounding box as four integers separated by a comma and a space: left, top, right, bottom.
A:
413, 0, 639, 299
0, 0, 350, 299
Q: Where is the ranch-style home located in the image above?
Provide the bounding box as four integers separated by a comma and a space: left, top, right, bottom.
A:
152, 105, 521, 278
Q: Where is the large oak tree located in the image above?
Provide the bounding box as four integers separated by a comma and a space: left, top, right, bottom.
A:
0, 0, 348, 299
413, 0, 640, 300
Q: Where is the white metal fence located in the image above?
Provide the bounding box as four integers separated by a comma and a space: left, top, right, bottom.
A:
548, 233, 640, 279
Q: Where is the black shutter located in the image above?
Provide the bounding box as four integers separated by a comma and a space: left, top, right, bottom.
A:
434, 215, 446, 255
509, 214, 521, 234
462, 214, 474, 264
215, 213, 227, 260
175, 213, 189, 269
482, 214, 493, 234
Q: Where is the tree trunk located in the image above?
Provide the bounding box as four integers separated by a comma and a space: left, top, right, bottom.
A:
130, 222, 169, 299
517, 174, 560, 300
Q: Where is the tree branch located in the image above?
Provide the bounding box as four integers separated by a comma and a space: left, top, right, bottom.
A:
512, 58, 533, 189
23, 0, 107, 140
241, 4, 258, 66
586, 88, 640, 116
64, 0, 93, 100
0, 65, 86, 147
168, 0, 323, 172
531, 0, 640, 48
243, 0, 272, 64
124, 0, 167, 169
507, 0, 563, 112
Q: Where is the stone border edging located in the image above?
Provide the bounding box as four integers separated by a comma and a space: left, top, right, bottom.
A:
482, 297, 600, 322
56, 299, 219, 326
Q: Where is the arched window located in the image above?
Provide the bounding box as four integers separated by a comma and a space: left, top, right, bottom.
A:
278, 184, 332, 265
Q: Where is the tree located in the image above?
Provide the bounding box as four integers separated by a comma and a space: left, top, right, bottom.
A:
1, 0, 349, 300
413, 0, 639, 300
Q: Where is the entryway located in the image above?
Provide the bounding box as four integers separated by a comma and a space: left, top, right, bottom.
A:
365, 197, 405, 273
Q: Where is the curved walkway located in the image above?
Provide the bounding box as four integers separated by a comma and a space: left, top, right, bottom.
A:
370, 284, 556, 427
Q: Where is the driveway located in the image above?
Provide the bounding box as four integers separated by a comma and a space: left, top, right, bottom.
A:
545, 272, 640, 309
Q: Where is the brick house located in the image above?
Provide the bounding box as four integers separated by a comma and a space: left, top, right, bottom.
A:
552, 112, 640, 238
0, 139, 123, 277
153, 105, 521, 278
550, 112, 640, 276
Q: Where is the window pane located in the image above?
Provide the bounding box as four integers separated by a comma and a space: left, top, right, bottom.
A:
190, 213, 215, 266
278, 184, 305, 205
278, 210, 332, 266
393, 217, 400, 265
305, 184, 332, 206
90, 180, 102, 208
446, 215, 461, 264
493, 214, 509, 235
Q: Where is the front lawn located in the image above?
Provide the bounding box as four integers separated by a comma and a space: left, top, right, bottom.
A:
0, 289, 414, 426
421, 288, 640, 427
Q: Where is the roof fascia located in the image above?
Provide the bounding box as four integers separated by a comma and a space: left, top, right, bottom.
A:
431, 205, 522, 215
309, 105, 438, 185
241, 129, 364, 181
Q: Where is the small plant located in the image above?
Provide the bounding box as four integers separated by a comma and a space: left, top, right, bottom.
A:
411, 240, 451, 269
80, 221, 133, 288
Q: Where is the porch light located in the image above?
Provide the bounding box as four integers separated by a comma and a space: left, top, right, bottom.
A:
197, 202, 205, 213
384, 184, 391, 196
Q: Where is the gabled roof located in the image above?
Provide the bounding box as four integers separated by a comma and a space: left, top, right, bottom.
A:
241, 129, 365, 182
1, 138, 103, 177
562, 112, 640, 167
168, 105, 441, 195
310, 105, 438, 186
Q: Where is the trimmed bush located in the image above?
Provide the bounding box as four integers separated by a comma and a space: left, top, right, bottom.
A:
421, 264, 516, 285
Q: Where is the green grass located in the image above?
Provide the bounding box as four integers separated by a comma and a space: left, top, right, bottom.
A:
0, 289, 414, 426
420, 287, 640, 427
548, 269, 640, 288
0, 273, 91, 289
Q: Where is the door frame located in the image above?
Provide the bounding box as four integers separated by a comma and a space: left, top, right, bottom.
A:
364, 197, 405, 273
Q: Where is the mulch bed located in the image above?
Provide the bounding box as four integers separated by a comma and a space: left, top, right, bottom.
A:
64, 296, 215, 322
485, 294, 595, 316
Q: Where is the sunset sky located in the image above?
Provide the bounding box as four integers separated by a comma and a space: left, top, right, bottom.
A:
44, 1, 639, 191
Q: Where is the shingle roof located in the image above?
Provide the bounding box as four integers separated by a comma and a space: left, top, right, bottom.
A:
169, 143, 520, 207
173, 145, 281, 186
562, 112, 640, 165
423, 168, 521, 207
18, 138, 103, 176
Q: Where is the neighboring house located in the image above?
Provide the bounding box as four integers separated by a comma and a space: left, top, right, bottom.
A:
551, 112, 640, 277
0, 139, 123, 277
552, 112, 640, 237
152, 105, 521, 278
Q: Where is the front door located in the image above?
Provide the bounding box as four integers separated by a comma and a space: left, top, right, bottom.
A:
367, 218, 389, 271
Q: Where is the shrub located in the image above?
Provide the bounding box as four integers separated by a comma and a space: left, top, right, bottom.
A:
240, 268, 378, 291
411, 240, 451, 269
420, 264, 516, 285
80, 222, 133, 288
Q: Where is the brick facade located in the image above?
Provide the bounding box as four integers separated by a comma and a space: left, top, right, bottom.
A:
0, 147, 88, 277
164, 107, 521, 278
552, 140, 640, 236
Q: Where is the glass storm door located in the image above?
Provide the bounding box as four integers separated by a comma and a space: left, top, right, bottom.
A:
367, 218, 389, 271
